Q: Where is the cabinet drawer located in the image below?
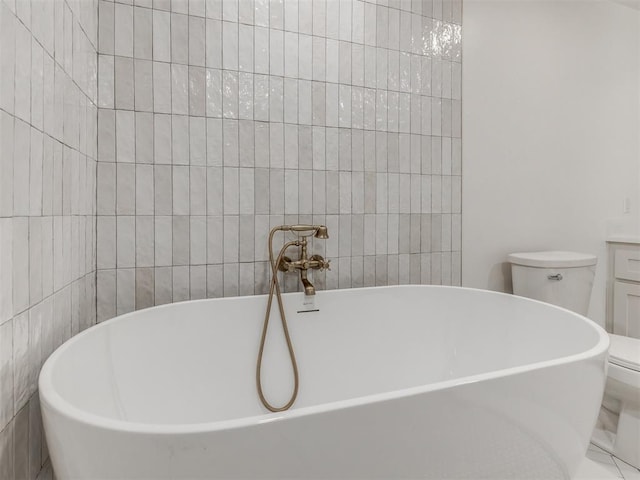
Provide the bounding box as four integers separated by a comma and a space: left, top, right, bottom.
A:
614, 248, 640, 282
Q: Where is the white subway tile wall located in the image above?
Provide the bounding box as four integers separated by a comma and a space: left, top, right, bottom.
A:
0, 0, 98, 478
96, 0, 462, 317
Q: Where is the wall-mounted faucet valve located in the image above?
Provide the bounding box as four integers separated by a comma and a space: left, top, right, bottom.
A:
276, 227, 330, 295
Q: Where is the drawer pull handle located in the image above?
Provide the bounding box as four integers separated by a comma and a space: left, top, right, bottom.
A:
548, 274, 563, 281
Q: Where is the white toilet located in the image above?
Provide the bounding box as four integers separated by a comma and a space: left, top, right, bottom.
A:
508, 251, 640, 469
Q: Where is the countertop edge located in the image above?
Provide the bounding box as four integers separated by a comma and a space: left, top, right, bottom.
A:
606, 236, 640, 245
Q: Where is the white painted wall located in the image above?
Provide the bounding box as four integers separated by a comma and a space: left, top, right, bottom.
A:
462, 0, 640, 326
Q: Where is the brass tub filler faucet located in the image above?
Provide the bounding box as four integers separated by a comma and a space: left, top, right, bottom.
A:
256, 225, 330, 413
277, 226, 330, 296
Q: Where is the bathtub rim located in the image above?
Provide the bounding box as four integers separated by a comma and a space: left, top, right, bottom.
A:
39, 285, 609, 436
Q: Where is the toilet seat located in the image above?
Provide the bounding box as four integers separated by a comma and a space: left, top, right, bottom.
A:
609, 334, 640, 373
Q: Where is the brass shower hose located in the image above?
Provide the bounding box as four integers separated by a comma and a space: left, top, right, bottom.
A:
255, 231, 301, 412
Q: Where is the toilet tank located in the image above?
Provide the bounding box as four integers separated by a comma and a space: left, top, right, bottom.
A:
508, 251, 597, 316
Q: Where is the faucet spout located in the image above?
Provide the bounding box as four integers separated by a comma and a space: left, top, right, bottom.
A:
300, 269, 315, 296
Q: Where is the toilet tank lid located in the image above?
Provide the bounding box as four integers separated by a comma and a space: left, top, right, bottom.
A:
609, 334, 640, 372
507, 251, 597, 268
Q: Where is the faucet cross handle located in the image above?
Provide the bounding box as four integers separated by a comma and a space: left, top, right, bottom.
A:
310, 254, 331, 271
277, 255, 296, 273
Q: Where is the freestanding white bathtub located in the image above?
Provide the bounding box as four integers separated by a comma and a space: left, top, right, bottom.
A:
39, 286, 608, 479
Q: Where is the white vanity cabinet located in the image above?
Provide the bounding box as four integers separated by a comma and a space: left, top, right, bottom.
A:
607, 239, 640, 339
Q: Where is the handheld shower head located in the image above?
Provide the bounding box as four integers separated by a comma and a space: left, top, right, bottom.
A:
314, 225, 329, 239
277, 224, 329, 239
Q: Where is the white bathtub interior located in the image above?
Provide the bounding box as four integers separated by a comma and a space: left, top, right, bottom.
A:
49, 286, 603, 427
